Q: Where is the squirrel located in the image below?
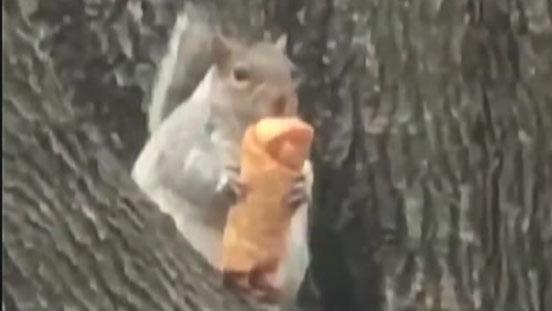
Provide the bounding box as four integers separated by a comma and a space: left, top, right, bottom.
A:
131, 5, 312, 309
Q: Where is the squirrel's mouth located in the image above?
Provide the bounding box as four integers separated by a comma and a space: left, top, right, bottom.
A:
266, 92, 299, 117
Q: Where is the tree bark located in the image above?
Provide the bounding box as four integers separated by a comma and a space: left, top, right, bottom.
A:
3, 0, 552, 311
2, 0, 262, 310
291, 0, 552, 310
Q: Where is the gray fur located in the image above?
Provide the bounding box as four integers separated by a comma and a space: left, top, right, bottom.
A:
133, 9, 311, 308
148, 4, 215, 134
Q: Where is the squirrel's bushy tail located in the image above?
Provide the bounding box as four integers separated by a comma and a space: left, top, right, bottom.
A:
148, 3, 216, 134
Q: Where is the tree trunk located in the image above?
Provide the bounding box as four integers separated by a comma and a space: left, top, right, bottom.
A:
292, 0, 552, 310
2, 0, 262, 310
3, 0, 552, 311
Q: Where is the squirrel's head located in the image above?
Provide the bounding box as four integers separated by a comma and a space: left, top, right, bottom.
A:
210, 34, 300, 125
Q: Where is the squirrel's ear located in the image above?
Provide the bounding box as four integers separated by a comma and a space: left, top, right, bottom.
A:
274, 34, 288, 52
212, 33, 232, 69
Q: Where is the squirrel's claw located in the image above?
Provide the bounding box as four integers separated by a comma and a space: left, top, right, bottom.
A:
224, 164, 249, 204
229, 178, 248, 202
284, 174, 308, 210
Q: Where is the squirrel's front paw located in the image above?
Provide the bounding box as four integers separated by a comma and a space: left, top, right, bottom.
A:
284, 174, 308, 210
224, 164, 249, 204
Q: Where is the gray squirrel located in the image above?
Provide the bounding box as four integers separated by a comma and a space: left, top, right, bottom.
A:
131, 5, 313, 309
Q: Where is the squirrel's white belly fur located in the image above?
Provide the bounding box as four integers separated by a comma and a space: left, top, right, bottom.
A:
133, 67, 224, 267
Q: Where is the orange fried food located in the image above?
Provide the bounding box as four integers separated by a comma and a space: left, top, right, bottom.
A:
221, 116, 314, 301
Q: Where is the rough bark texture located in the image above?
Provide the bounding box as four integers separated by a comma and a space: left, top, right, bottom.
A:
2, 0, 263, 310
3, 0, 552, 311
291, 1, 552, 310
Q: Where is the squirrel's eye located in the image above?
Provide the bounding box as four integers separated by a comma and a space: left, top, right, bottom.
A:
233, 67, 250, 82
